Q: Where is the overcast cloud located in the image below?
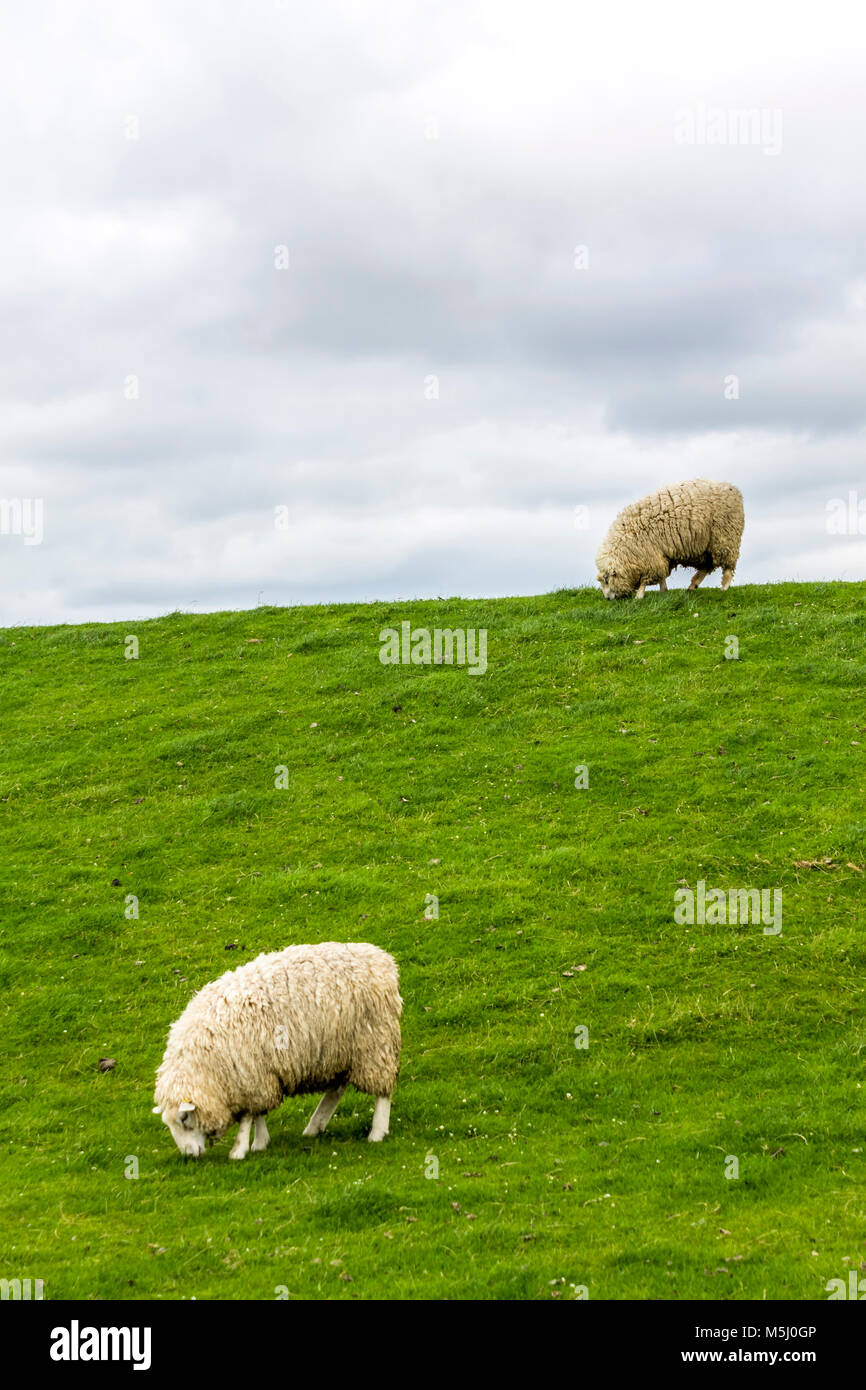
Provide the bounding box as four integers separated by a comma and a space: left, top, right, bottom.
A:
1, 0, 865, 625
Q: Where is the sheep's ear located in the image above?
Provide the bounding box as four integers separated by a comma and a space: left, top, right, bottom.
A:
178, 1100, 196, 1114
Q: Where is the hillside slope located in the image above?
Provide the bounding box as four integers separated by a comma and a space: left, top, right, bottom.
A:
1, 582, 864, 1300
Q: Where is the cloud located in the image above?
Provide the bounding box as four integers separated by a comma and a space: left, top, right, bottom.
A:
1, 0, 864, 624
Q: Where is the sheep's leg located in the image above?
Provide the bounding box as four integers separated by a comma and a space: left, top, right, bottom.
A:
658, 578, 667, 592
302, 1083, 347, 1137
688, 569, 709, 590
251, 1115, 270, 1152
368, 1095, 391, 1143
634, 583, 646, 600
229, 1113, 253, 1160
721, 568, 734, 590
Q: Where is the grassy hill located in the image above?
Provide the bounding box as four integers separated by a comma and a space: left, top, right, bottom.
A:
1, 581, 864, 1301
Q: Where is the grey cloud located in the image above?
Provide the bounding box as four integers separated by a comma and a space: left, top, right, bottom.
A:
1, 1, 865, 624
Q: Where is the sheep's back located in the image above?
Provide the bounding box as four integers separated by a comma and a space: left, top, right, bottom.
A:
172, 942, 401, 1100
609, 480, 742, 561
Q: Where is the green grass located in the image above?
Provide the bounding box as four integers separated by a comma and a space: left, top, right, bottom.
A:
1, 581, 864, 1301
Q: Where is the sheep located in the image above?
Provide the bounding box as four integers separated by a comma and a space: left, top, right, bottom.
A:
595, 479, 744, 599
153, 942, 402, 1159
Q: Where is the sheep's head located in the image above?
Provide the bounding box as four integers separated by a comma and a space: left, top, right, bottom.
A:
596, 566, 633, 600
152, 1100, 207, 1157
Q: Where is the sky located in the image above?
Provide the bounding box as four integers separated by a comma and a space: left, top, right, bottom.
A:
1, 0, 865, 626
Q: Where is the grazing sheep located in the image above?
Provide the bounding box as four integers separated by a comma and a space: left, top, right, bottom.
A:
595, 479, 744, 599
153, 942, 402, 1159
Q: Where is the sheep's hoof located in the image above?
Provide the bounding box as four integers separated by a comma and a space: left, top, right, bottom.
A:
228, 1149, 248, 1160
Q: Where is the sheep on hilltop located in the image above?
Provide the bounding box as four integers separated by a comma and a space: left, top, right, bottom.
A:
595, 479, 745, 599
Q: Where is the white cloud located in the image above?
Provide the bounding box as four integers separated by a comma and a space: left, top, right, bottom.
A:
1, 0, 864, 624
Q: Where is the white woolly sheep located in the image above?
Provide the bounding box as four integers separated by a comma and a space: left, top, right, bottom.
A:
595, 479, 744, 599
153, 942, 402, 1159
